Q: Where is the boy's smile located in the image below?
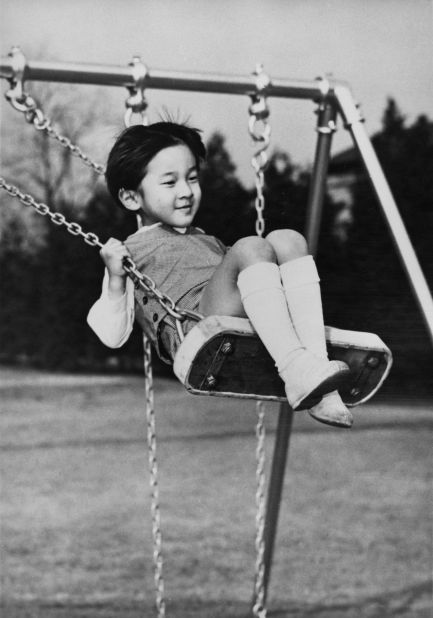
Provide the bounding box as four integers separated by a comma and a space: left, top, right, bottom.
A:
123, 144, 201, 228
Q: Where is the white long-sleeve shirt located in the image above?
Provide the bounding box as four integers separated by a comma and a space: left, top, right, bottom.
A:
87, 223, 191, 349
87, 269, 135, 348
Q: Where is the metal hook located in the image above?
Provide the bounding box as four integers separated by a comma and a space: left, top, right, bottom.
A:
253, 63, 271, 92
124, 55, 149, 127
5, 47, 27, 105
248, 64, 271, 145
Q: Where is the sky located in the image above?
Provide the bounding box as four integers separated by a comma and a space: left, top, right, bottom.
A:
1, 0, 432, 184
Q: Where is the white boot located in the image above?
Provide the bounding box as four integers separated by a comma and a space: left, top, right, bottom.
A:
278, 351, 350, 411
280, 255, 353, 427
237, 262, 350, 411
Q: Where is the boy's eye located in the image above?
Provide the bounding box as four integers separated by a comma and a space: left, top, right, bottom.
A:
188, 174, 199, 182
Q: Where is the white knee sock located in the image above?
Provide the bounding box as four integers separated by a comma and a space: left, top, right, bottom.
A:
237, 261, 350, 412
279, 255, 327, 357
237, 262, 303, 373
280, 255, 350, 417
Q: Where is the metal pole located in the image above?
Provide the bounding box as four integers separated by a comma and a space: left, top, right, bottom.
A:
0, 48, 329, 101
334, 84, 433, 345
261, 402, 294, 602
305, 102, 338, 256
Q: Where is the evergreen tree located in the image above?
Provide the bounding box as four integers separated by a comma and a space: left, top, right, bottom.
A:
0, 213, 46, 363
194, 132, 250, 245
341, 99, 433, 389
262, 150, 307, 234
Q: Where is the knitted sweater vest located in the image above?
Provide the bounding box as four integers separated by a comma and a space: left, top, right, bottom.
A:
124, 224, 226, 360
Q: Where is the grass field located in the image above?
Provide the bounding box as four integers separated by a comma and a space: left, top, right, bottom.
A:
0, 367, 432, 617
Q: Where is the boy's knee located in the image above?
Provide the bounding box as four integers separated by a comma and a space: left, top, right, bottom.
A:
266, 229, 308, 261
231, 236, 277, 269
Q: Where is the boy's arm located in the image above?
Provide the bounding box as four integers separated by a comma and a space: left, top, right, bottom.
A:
87, 238, 135, 348
87, 270, 135, 348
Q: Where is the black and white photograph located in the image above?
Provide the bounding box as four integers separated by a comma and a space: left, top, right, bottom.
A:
1, 1, 432, 616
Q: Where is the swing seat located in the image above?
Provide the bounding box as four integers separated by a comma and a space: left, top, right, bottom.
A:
173, 316, 392, 407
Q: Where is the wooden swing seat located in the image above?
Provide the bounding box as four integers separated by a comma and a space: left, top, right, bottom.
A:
173, 316, 392, 407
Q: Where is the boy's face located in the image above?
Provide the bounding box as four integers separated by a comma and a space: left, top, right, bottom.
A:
133, 144, 201, 228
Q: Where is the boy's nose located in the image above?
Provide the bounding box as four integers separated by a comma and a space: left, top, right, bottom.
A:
178, 180, 193, 198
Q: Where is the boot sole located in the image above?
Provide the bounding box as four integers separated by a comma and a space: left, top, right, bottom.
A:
308, 410, 353, 428
292, 366, 351, 411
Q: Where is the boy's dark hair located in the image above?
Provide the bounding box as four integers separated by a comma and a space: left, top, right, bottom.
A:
105, 122, 206, 208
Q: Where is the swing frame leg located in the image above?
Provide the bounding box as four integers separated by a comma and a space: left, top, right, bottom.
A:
262, 402, 294, 602
334, 84, 433, 345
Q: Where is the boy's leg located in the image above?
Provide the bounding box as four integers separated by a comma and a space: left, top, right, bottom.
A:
266, 229, 353, 427
199, 236, 349, 410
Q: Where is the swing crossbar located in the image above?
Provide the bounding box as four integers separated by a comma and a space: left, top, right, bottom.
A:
2, 47, 433, 341
173, 316, 392, 406
0, 54, 330, 100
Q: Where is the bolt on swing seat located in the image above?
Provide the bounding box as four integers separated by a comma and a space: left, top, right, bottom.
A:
173, 315, 393, 407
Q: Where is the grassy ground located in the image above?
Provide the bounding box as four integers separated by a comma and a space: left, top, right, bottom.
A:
0, 367, 431, 617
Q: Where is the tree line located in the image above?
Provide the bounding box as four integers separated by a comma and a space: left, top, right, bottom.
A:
0, 98, 432, 394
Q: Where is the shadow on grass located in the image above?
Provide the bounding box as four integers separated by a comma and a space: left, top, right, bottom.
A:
1, 580, 431, 618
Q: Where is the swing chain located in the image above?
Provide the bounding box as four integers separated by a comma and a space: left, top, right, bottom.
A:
124, 56, 149, 127
0, 177, 103, 247
249, 64, 271, 618
142, 334, 167, 618
5, 66, 106, 175
0, 177, 202, 329
248, 64, 271, 238
122, 255, 202, 326
252, 401, 268, 618
123, 60, 165, 616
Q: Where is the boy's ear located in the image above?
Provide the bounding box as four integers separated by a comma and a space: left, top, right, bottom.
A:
118, 188, 141, 212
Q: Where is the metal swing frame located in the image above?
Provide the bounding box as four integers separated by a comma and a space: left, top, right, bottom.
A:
2, 48, 433, 613
1, 50, 431, 340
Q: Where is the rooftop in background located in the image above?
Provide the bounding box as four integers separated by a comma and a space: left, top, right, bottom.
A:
329, 147, 363, 175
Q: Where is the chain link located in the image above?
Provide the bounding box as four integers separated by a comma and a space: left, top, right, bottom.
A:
124, 56, 149, 127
